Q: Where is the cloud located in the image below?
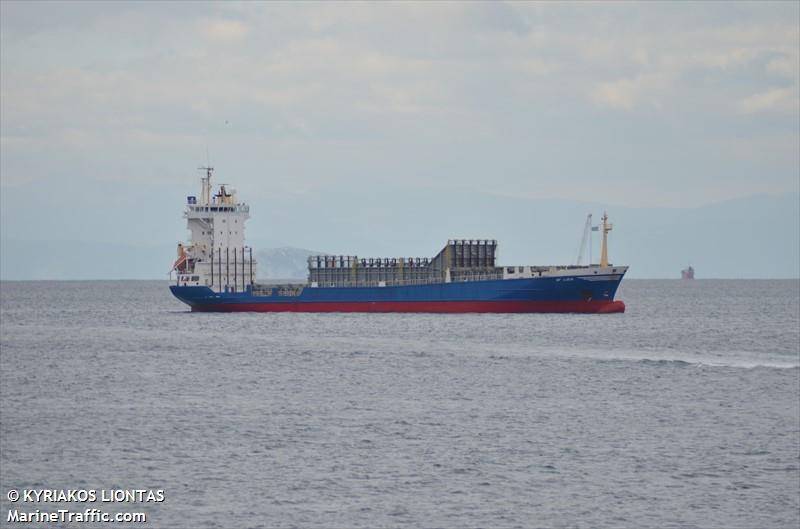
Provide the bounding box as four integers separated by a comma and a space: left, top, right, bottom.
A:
468, 2, 530, 36
766, 55, 799, 79
197, 18, 249, 43
590, 72, 674, 111
737, 87, 799, 114
1, 1, 799, 211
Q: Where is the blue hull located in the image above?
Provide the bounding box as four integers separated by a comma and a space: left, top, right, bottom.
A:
170, 273, 626, 313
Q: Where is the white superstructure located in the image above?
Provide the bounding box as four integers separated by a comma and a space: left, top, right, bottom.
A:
172, 167, 256, 291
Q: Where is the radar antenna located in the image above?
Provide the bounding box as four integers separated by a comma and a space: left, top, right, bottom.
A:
198, 166, 214, 179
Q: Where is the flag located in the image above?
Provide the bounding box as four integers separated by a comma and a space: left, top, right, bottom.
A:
591, 226, 599, 232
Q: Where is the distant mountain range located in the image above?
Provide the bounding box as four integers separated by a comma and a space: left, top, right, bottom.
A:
1, 191, 797, 280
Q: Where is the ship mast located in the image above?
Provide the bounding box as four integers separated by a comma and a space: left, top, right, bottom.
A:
599, 211, 613, 267
199, 166, 213, 205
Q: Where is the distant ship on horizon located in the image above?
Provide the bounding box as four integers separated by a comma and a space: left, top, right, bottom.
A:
681, 265, 695, 280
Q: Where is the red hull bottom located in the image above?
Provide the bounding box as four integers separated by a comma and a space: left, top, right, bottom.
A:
191, 300, 626, 314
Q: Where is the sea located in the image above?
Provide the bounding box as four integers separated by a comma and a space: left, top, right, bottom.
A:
1, 279, 798, 528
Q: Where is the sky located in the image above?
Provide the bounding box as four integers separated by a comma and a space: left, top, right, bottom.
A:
1, 1, 798, 276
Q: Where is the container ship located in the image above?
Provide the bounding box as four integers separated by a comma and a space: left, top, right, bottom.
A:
170, 168, 627, 313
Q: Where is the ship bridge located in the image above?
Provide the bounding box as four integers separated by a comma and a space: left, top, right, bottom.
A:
172, 167, 257, 291
186, 204, 250, 215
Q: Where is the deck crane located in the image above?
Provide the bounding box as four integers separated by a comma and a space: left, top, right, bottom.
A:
575, 214, 593, 266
